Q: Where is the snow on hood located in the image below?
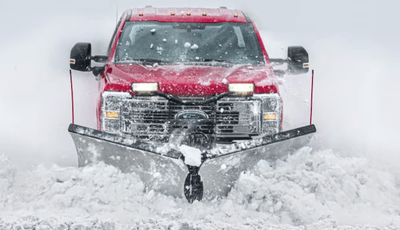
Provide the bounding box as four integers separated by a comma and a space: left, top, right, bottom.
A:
1, 149, 399, 229
103, 64, 278, 96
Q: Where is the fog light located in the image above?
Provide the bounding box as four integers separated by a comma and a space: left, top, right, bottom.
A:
106, 111, 119, 119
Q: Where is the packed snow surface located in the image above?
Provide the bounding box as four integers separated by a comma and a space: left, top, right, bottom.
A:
1, 146, 399, 229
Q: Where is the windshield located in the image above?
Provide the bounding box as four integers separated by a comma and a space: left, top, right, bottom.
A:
114, 21, 265, 65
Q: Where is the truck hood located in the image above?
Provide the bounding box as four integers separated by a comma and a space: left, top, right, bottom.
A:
103, 63, 279, 96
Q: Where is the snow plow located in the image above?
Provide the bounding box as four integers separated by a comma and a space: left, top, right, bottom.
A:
68, 6, 316, 202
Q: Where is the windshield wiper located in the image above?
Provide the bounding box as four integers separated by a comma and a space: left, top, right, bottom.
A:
132, 59, 167, 64
131, 58, 162, 62
201, 59, 232, 63
117, 58, 167, 65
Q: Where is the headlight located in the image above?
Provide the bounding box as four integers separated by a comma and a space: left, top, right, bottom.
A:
252, 94, 281, 134
102, 91, 131, 133
228, 83, 254, 93
132, 83, 158, 92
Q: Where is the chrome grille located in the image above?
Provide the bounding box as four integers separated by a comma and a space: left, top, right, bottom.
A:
216, 101, 261, 134
115, 97, 261, 137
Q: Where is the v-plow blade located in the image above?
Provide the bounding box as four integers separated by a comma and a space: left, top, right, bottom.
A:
69, 124, 316, 202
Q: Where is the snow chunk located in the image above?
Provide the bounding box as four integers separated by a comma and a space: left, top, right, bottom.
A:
198, 78, 211, 86
179, 145, 202, 167
190, 44, 198, 50
150, 29, 156, 33
184, 42, 191, 48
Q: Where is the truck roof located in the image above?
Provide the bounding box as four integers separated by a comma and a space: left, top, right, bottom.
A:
126, 7, 249, 23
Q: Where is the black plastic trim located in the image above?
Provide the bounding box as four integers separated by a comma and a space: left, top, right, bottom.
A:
125, 9, 132, 21
240, 13, 264, 63
107, 17, 123, 56
242, 12, 252, 23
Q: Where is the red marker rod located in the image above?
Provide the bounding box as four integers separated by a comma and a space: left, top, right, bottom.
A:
69, 69, 75, 124
310, 69, 314, 125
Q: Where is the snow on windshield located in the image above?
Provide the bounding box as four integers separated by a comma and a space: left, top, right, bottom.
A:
115, 22, 264, 65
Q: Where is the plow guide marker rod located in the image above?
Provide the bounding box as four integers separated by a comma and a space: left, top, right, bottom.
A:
69, 70, 75, 124
310, 69, 314, 125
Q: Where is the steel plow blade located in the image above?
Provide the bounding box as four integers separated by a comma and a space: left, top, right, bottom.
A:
68, 124, 316, 201
68, 124, 188, 198
200, 125, 316, 199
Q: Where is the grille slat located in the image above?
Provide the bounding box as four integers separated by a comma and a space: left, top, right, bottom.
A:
119, 97, 261, 136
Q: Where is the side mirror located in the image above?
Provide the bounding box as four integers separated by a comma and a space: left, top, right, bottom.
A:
92, 55, 108, 63
70, 43, 92, 71
287, 46, 309, 75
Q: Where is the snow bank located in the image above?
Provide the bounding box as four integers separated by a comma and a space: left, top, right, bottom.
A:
229, 147, 400, 226
1, 149, 399, 229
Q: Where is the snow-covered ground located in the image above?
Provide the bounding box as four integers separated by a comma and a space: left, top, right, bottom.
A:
1, 0, 400, 229
1, 146, 399, 229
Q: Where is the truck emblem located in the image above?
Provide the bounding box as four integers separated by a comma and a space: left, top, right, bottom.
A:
175, 110, 208, 121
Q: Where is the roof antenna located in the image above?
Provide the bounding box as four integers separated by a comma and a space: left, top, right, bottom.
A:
115, 0, 118, 25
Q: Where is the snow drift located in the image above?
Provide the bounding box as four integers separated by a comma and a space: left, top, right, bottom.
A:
1, 147, 399, 229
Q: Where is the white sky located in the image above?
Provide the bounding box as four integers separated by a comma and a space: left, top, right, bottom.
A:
0, 0, 399, 167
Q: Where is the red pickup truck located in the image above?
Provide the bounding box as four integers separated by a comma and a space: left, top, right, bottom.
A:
68, 7, 315, 203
